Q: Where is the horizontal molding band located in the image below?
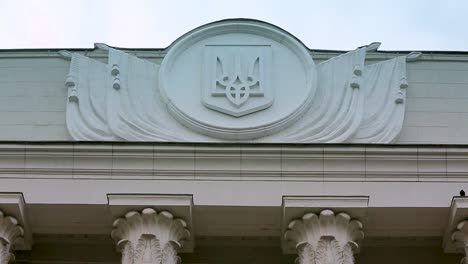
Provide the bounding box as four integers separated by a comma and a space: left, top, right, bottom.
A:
1, 50, 468, 62
0, 143, 466, 182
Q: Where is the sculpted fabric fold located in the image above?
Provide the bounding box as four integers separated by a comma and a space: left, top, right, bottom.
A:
63, 21, 411, 143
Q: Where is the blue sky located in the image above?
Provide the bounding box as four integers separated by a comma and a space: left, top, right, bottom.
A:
1, 0, 467, 51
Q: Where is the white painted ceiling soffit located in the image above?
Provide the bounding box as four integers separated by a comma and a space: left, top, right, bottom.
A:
59, 19, 422, 143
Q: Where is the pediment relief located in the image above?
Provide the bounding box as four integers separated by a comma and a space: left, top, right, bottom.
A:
59, 19, 420, 143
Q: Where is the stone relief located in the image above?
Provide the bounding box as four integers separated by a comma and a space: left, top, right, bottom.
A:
451, 220, 468, 264
0, 210, 24, 264
284, 210, 364, 264
59, 20, 421, 143
111, 208, 190, 264
212, 55, 263, 107
297, 240, 354, 264
203, 45, 272, 117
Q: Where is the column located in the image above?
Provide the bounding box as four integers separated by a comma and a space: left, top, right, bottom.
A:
111, 208, 191, 264
0, 210, 24, 264
284, 209, 365, 264
452, 220, 468, 264
443, 196, 468, 262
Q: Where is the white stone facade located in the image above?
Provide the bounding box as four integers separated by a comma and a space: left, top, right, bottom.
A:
0, 19, 468, 263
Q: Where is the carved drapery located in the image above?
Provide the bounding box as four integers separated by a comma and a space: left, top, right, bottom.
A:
451, 220, 468, 264
111, 208, 190, 264
0, 210, 24, 264
284, 209, 364, 264
60, 20, 418, 143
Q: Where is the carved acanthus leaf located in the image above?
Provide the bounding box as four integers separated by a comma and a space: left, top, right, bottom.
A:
118, 235, 180, 264
451, 220, 468, 264
304, 238, 354, 264
285, 209, 363, 264
297, 243, 315, 264
150, 236, 162, 264
134, 236, 148, 264
119, 240, 134, 264
162, 242, 180, 264
0, 238, 12, 264
315, 238, 334, 264
341, 243, 354, 264
111, 208, 190, 249
0, 210, 24, 264
112, 208, 190, 264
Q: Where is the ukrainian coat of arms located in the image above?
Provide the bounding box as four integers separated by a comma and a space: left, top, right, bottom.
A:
202, 45, 273, 117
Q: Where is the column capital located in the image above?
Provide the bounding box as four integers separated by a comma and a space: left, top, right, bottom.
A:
111, 208, 191, 264
107, 194, 194, 252
282, 196, 368, 264
0, 193, 31, 250
444, 196, 468, 263
284, 209, 364, 264
0, 210, 24, 264
452, 220, 468, 264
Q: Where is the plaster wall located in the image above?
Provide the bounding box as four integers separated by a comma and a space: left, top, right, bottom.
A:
0, 52, 468, 143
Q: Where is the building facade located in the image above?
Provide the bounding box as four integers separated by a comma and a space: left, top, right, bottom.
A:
0, 19, 468, 263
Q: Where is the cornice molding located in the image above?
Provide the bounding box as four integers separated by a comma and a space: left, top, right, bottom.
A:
2, 49, 468, 62
0, 143, 466, 182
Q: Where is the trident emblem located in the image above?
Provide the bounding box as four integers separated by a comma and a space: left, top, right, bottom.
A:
212, 55, 263, 107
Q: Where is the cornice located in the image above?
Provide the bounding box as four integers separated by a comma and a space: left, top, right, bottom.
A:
2, 49, 468, 62
0, 143, 466, 182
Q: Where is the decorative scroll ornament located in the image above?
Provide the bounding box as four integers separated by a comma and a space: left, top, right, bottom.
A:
60, 20, 419, 142
284, 210, 364, 264
451, 220, 468, 264
0, 210, 24, 264
111, 208, 190, 264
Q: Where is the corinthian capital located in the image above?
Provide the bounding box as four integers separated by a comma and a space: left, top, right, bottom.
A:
284, 209, 364, 264
452, 220, 468, 264
111, 208, 190, 264
0, 210, 24, 264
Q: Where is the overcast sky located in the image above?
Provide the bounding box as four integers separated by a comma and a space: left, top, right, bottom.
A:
1, 0, 467, 51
